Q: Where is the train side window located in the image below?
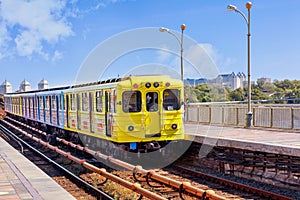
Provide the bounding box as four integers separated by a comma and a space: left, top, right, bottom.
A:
23, 97, 27, 116
70, 94, 76, 111
122, 91, 141, 113
64, 95, 67, 111
82, 92, 89, 111
59, 95, 64, 110
95, 91, 103, 112
33, 97, 36, 117
45, 96, 50, 109
163, 89, 180, 111
110, 89, 117, 113
51, 95, 57, 110
39, 96, 44, 109
28, 97, 31, 117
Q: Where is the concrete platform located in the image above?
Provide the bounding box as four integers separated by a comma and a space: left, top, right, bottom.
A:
185, 123, 300, 157
0, 137, 75, 200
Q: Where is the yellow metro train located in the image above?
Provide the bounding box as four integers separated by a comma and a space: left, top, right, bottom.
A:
4, 75, 184, 152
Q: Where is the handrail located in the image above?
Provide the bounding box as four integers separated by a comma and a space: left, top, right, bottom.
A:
186, 103, 300, 129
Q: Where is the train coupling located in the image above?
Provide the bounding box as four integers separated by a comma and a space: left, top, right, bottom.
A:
144, 141, 161, 152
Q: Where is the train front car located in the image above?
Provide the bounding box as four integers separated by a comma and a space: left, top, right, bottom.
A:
114, 75, 184, 153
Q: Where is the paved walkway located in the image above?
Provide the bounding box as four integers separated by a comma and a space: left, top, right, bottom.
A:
185, 123, 300, 156
0, 137, 75, 200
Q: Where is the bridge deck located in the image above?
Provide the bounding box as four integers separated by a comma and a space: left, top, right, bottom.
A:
184, 123, 300, 157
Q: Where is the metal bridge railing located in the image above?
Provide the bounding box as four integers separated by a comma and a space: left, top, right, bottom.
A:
186, 102, 300, 130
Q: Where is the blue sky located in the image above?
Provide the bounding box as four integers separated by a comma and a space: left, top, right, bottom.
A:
1, 0, 300, 90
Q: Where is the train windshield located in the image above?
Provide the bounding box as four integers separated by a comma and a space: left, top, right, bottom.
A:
122, 91, 141, 113
163, 89, 180, 111
146, 92, 158, 112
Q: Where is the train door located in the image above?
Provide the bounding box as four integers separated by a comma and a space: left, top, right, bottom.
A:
77, 93, 81, 130
66, 94, 70, 128
32, 97, 35, 119
28, 97, 31, 118
23, 97, 27, 118
49, 95, 54, 124
55, 95, 59, 126
89, 92, 94, 133
81, 92, 90, 132
42, 96, 46, 122
58, 93, 64, 127
105, 91, 111, 137
45, 96, 51, 123
37, 96, 40, 121
145, 92, 160, 135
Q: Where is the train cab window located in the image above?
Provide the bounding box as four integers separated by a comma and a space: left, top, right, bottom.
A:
95, 91, 103, 112
122, 91, 141, 113
82, 92, 89, 111
146, 92, 158, 112
163, 89, 180, 111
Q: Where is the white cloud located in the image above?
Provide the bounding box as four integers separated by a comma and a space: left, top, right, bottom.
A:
0, 0, 130, 60
14, 30, 43, 56
0, 21, 12, 58
0, 0, 73, 59
52, 50, 63, 62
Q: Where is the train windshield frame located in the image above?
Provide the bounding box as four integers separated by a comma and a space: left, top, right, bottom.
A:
122, 91, 141, 113
163, 89, 180, 111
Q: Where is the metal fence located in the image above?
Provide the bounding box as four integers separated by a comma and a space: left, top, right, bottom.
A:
186, 102, 300, 130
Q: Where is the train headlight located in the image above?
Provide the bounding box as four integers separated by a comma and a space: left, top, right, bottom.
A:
145, 82, 151, 88
128, 125, 134, 131
171, 124, 177, 130
153, 82, 159, 88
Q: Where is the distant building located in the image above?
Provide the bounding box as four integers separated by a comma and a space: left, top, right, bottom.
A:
185, 72, 247, 90
215, 72, 246, 89
0, 80, 12, 94
38, 79, 49, 90
19, 79, 31, 92
185, 78, 207, 86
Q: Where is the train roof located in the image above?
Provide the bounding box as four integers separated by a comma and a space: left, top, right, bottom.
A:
5, 77, 122, 96
4, 75, 181, 96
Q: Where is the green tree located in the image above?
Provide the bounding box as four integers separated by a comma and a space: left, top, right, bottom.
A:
227, 88, 244, 101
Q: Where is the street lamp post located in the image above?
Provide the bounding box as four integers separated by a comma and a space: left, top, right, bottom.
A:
159, 24, 186, 81
227, 2, 253, 128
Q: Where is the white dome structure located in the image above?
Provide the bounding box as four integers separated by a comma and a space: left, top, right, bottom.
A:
19, 79, 31, 92
38, 79, 49, 90
0, 80, 12, 94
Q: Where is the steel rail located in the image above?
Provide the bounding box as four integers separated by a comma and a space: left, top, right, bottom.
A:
1, 119, 166, 200
0, 121, 113, 200
173, 165, 294, 200
6, 116, 227, 200
0, 125, 24, 154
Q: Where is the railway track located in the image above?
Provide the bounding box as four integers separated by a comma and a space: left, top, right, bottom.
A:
0, 123, 113, 200
0, 119, 166, 200
1, 117, 210, 199
171, 164, 294, 200
0, 116, 297, 199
